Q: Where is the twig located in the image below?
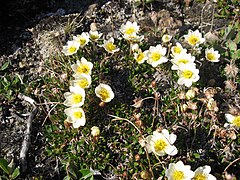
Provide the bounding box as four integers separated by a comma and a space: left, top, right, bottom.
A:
18, 93, 38, 172
224, 157, 240, 172
41, 103, 59, 126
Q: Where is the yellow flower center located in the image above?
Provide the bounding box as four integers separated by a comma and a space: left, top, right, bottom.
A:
173, 171, 184, 180
174, 47, 182, 54
151, 52, 161, 61
77, 64, 90, 74
178, 59, 189, 64
79, 38, 86, 46
193, 174, 207, 180
68, 46, 77, 53
137, 52, 144, 62
125, 27, 135, 35
182, 70, 193, 79
106, 42, 116, 52
72, 94, 82, 104
73, 111, 82, 119
207, 53, 216, 61
233, 116, 240, 127
154, 139, 167, 152
164, 36, 170, 41
77, 79, 89, 89
90, 34, 99, 40
99, 89, 110, 101
188, 35, 199, 46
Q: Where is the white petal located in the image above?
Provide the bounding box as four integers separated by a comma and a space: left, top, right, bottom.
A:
161, 129, 170, 138
145, 135, 153, 153
208, 174, 217, 180
165, 145, 178, 156
169, 133, 177, 144
225, 114, 234, 123
73, 118, 86, 128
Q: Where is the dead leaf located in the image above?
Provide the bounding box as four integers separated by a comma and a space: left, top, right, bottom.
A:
131, 98, 143, 108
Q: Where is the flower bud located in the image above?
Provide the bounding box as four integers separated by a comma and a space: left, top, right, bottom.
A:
91, 126, 100, 137
185, 89, 196, 100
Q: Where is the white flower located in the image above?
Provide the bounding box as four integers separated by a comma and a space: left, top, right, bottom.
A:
64, 85, 85, 107
205, 48, 220, 62
184, 29, 205, 47
225, 114, 240, 128
64, 107, 86, 128
165, 161, 195, 180
147, 44, 168, 67
62, 40, 80, 56
171, 52, 196, 70
145, 129, 178, 156
71, 57, 93, 75
103, 37, 120, 53
193, 165, 216, 180
91, 126, 100, 137
71, 73, 92, 89
73, 32, 90, 47
177, 64, 200, 87
120, 21, 140, 40
130, 43, 139, 53
171, 42, 187, 57
134, 49, 148, 64
95, 83, 114, 103
89, 30, 102, 41
162, 34, 172, 43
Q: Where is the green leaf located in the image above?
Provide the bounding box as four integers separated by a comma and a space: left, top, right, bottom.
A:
193, 153, 200, 159
11, 168, 20, 179
63, 176, 71, 180
232, 49, 240, 60
0, 158, 10, 175
226, 40, 237, 51
0, 61, 9, 71
234, 31, 240, 44
79, 169, 94, 180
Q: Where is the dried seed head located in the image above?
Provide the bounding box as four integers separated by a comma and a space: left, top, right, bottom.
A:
225, 80, 237, 91
151, 80, 156, 88
229, 106, 240, 116
64, 120, 72, 128
99, 101, 106, 107
224, 63, 239, 78
204, 87, 217, 99
135, 120, 143, 127
140, 171, 150, 180
206, 98, 218, 111
135, 154, 140, 161
178, 91, 186, 100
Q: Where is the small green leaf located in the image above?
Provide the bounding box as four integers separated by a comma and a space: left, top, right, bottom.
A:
232, 49, 240, 60
234, 31, 240, 44
0, 61, 9, 71
193, 153, 200, 159
63, 176, 71, 180
11, 168, 20, 179
0, 158, 10, 175
227, 40, 237, 51
79, 169, 93, 180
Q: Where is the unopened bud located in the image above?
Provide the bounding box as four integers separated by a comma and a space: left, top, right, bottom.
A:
91, 126, 100, 137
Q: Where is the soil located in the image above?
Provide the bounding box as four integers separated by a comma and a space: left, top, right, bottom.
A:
0, 0, 236, 179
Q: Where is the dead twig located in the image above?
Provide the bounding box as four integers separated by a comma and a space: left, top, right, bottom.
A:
224, 157, 240, 172
18, 93, 38, 172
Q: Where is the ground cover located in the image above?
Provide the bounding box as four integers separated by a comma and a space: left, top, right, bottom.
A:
0, 0, 239, 179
